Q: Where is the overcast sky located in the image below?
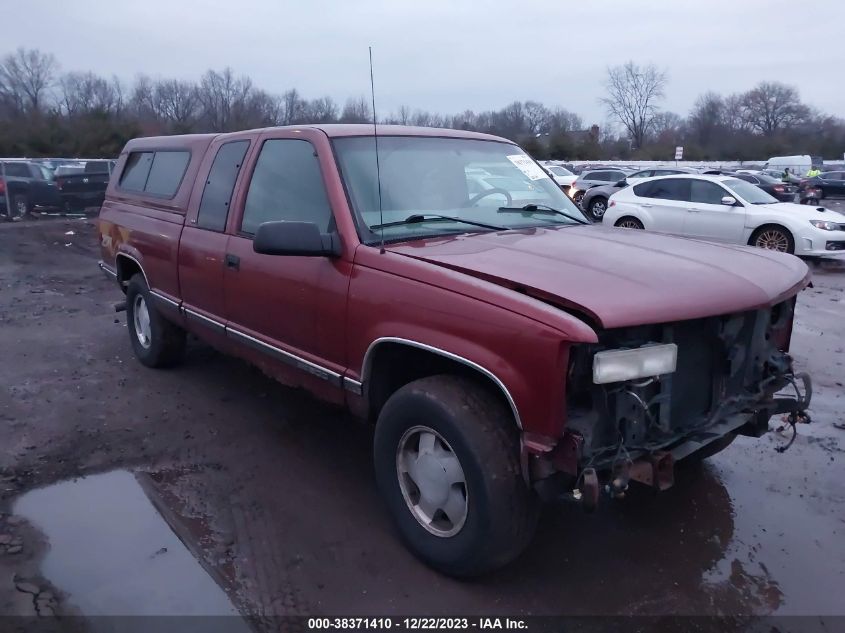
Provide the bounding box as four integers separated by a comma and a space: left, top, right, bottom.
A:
10, 0, 845, 126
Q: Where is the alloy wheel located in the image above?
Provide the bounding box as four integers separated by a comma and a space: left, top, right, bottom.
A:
396, 425, 468, 537
617, 219, 642, 229
132, 294, 152, 349
755, 229, 789, 252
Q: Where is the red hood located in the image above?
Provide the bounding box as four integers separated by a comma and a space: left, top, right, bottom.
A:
387, 225, 811, 329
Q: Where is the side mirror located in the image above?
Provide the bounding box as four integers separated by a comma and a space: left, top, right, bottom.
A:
253, 221, 341, 257
721, 196, 737, 206
614, 179, 627, 187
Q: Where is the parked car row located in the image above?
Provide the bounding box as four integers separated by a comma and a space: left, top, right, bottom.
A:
0, 157, 115, 220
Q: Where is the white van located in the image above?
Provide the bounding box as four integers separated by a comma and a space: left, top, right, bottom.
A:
763, 155, 822, 177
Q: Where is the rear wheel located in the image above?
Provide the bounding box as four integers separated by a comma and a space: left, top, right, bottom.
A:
374, 375, 538, 576
12, 194, 28, 219
615, 216, 644, 229
126, 274, 186, 368
588, 197, 608, 220
750, 224, 794, 254
572, 190, 584, 206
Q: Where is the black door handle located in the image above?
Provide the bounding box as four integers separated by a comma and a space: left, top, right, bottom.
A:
225, 254, 240, 270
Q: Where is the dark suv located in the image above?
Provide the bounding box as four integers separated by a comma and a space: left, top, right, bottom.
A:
1, 160, 62, 220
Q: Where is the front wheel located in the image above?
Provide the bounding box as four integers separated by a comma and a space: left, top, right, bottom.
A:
572, 190, 585, 206
750, 225, 794, 254
374, 375, 538, 576
588, 197, 608, 220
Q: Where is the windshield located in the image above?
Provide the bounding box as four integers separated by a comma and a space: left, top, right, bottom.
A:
333, 136, 587, 244
547, 165, 573, 176
723, 178, 778, 204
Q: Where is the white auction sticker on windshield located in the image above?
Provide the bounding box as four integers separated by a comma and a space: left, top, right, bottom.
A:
506, 154, 550, 181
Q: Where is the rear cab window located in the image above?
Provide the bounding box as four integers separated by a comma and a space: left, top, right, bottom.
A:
119, 150, 190, 198
3, 163, 32, 178
196, 140, 251, 232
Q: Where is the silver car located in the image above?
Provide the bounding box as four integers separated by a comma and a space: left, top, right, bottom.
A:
569, 168, 629, 205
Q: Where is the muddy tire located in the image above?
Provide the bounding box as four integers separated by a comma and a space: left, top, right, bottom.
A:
373, 375, 538, 576
126, 274, 186, 368
683, 433, 737, 464
750, 224, 794, 254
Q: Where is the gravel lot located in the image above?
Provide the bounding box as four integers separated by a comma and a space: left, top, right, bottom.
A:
0, 216, 843, 628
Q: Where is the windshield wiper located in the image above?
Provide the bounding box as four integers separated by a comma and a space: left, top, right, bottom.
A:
497, 203, 589, 225
370, 213, 506, 231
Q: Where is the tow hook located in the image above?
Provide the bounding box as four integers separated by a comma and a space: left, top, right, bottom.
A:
629, 451, 675, 491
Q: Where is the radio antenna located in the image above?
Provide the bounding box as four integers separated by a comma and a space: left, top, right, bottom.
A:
369, 46, 385, 254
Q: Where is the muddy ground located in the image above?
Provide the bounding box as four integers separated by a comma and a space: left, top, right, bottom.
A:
0, 217, 843, 629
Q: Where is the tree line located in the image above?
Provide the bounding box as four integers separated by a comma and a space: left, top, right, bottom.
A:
1, 48, 842, 162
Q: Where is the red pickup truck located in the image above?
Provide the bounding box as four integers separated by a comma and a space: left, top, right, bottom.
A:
98, 125, 812, 575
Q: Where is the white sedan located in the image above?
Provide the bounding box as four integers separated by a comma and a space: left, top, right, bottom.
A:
603, 174, 845, 256
542, 164, 577, 188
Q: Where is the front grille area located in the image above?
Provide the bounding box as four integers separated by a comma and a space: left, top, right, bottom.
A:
827, 240, 845, 251
566, 299, 795, 461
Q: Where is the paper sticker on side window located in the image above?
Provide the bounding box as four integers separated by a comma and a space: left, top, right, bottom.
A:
506, 154, 550, 181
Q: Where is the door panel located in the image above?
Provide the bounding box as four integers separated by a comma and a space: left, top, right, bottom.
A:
635, 178, 689, 234
222, 132, 351, 401
223, 236, 350, 374
177, 136, 254, 342
684, 180, 745, 243
683, 203, 745, 242
177, 227, 228, 338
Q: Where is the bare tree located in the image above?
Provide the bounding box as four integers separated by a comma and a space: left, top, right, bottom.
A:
305, 96, 338, 123
722, 93, 753, 133
740, 82, 809, 136
339, 96, 371, 123
153, 79, 199, 128
547, 107, 582, 134
59, 72, 124, 116
600, 61, 667, 149
649, 111, 683, 143
197, 68, 253, 131
278, 89, 306, 125
524, 101, 551, 135
687, 92, 725, 147
394, 104, 412, 125
492, 101, 527, 139
0, 48, 58, 114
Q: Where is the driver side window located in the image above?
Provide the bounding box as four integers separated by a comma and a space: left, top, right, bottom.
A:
689, 180, 728, 205
240, 139, 333, 235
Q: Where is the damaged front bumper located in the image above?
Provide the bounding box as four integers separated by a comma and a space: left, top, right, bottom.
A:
531, 300, 813, 509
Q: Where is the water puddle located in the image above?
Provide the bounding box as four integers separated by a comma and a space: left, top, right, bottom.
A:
14, 469, 250, 627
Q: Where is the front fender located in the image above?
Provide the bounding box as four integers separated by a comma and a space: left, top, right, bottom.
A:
346, 256, 596, 438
